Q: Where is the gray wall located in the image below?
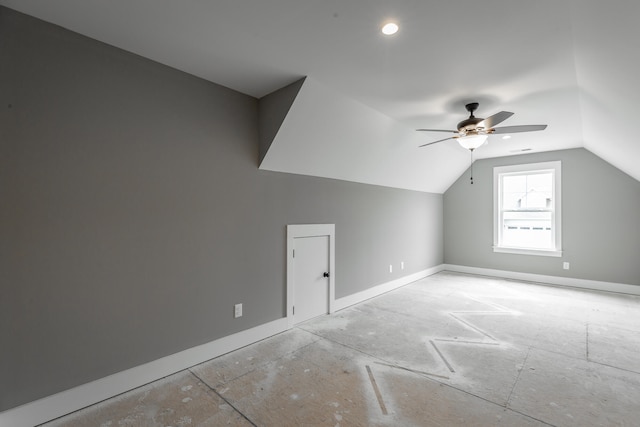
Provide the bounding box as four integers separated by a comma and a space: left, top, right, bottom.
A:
444, 148, 640, 285
0, 7, 443, 411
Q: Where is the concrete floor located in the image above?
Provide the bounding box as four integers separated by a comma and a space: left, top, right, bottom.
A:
43, 272, 640, 426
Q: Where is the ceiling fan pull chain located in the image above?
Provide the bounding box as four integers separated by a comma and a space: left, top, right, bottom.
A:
470, 149, 474, 185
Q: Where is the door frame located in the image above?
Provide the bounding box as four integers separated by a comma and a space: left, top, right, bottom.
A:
286, 224, 335, 328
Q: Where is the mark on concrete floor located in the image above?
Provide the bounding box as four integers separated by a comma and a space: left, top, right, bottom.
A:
428, 294, 519, 374
429, 340, 455, 373
434, 339, 500, 345
451, 311, 511, 314
463, 295, 519, 313
505, 346, 531, 407
365, 365, 388, 415
449, 313, 498, 341
374, 361, 450, 380
586, 322, 590, 361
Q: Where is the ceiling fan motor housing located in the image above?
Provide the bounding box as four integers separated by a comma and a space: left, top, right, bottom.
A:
457, 103, 485, 135
457, 117, 484, 134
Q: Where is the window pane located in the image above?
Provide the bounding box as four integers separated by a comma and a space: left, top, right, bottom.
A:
523, 173, 552, 209
502, 211, 552, 249
502, 175, 526, 210
503, 172, 553, 210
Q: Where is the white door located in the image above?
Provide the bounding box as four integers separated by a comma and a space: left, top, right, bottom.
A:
293, 235, 330, 324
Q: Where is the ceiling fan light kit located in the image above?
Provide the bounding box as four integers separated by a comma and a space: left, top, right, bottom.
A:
457, 134, 488, 150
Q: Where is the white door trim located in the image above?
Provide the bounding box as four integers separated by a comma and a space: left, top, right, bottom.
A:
286, 224, 335, 329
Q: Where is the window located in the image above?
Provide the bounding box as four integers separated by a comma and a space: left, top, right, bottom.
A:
493, 161, 561, 257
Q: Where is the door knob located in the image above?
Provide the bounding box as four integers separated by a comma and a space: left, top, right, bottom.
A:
323, 272, 330, 278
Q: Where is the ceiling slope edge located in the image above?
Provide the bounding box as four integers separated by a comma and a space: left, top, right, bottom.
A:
258, 77, 469, 193
258, 77, 306, 166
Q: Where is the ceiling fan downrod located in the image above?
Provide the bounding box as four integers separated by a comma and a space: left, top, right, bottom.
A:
465, 102, 479, 116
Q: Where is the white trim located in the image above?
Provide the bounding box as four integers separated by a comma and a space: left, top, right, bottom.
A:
493, 246, 562, 257
443, 264, 640, 296
334, 265, 445, 311
0, 318, 288, 427
286, 224, 336, 329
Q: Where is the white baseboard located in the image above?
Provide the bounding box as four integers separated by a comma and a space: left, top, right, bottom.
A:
0, 318, 289, 427
1, 265, 446, 427
443, 264, 640, 296
15, 263, 623, 426
334, 265, 445, 311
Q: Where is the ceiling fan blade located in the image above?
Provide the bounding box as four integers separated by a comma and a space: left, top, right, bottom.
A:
418, 136, 456, 147
479, 111, 514, 129
416, 129, 458, 133
491, 124, 547, 134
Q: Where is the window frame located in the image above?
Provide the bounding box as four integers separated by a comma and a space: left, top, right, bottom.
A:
493, 161, 562, 257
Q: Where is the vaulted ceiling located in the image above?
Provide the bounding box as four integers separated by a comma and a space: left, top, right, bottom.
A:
3, 0, 639, 193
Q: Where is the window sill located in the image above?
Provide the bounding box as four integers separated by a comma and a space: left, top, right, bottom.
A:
493, 246, 562, 257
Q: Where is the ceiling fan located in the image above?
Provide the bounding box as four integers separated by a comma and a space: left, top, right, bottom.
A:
417, 102, 547, 151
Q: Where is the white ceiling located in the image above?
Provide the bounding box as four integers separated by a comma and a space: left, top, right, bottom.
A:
3, 0, 640, 192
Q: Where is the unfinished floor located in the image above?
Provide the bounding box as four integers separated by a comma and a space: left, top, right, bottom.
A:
42, 272, 640, 426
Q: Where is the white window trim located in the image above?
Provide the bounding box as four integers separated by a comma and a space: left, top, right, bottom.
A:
493, 161, 562, 257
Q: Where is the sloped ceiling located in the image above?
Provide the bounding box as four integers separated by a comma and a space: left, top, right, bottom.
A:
2, 0, 639, 193
259, 77, 468, 193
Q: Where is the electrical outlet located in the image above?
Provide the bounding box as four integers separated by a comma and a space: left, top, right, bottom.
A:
401, 261, 405, 270
234, 303, 243, 318
389, 264, 393, 273
563, 262, 570, 270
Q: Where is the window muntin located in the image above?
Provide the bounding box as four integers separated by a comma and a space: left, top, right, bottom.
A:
493, 161, 561, 257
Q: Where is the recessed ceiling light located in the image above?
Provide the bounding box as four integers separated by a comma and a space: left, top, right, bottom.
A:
502, 135, 512, 140
381, 22, 399, 35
